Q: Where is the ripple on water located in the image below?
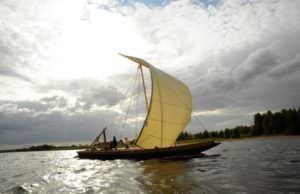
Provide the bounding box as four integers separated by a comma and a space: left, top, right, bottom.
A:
289, 159, 300, 163
6, 185, 30, 194
74, 167, 87, 173
1, 138, 300, 193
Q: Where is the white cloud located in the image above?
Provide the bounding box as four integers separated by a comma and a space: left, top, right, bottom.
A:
0, 0, 300, 143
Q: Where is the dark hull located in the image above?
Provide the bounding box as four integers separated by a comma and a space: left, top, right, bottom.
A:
77, 141, 220, 160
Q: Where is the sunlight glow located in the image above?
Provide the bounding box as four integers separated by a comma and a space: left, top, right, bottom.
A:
192, 109, 225, 116
41, 2, 148, 82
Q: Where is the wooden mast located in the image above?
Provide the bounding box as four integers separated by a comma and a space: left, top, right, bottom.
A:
139, 64, 149, 111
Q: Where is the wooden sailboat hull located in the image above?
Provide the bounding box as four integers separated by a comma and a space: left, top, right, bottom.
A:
77, 141, 220, 160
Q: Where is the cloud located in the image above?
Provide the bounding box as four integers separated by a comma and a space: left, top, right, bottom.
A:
0, 94, 124, 144
0, 66, 31, 82
0, 108, 118, 144
268, 54, 300, 79
0, 39, 31, 82
234, 48, 278, 82
1, 0, 300, 143
78, 84, 125, 108
40, 96, 68, 109
38, 79, 125, 108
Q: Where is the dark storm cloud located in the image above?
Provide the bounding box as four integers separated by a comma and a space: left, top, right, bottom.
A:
0, 97, 67, 113
14, 101, 48, 112
0, 95, 119, 144
38, 79, 125, 108
0, 109, 117, 144
268, 55, 300, 78
192, 60, 299, 113
0, 96, 105, 144
79, 85, 124, 108
235, 49, 279, 82
0, 76, 130, 144
182, 29, 300, 131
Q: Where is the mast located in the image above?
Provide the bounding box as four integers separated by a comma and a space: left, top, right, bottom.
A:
139, 65, 149, 111
120, 54, 192, 149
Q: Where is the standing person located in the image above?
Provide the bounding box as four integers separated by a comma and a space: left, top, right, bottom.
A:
124, 137, 129, 149
111, 136, 117, 150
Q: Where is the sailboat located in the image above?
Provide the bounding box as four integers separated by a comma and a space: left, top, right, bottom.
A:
77, 54, 220, 160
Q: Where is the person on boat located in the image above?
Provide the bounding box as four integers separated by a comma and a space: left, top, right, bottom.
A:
111, 136, 117, 150
124, 137, 129, 149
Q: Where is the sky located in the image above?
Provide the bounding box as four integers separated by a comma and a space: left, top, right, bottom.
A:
0, 0, 299, 144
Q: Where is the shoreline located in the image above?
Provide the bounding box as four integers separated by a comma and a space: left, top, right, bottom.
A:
177, 134, 300, 144
1, 135, 299, 154
216, 134, 300, 141
0, 144, 90, 153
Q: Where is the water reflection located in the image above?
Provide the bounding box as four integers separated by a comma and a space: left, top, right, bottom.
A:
139, 160, 192, 194
46, 154, 144, 193
1, 137, 300, 194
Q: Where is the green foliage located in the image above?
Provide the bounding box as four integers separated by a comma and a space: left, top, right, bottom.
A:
253, 113, 263, 136
203, 130, 209, 138
177, 107, 300, 141
177, 131, 191, 140
224, 129, 231, 138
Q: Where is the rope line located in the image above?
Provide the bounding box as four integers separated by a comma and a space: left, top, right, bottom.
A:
121, 67, 139, 138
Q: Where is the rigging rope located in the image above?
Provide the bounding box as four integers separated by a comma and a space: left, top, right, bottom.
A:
192, 114, 208, 131
120, 67, 139, 138
134, 69, 141, 139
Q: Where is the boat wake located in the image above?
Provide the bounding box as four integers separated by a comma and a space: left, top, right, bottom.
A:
159, 153, 221, 161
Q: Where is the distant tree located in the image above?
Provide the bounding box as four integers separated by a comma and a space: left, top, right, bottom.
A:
253, 113, 263, 136
286, 109, 298, 135
236, 126, 251, 137
297, 107, 300, 135
178, 131, 189, 140
210, 131, 218, 138
218, 130, 224, 138
178, 107, 300, 141
247, 126, 254, 137
231, 128, 240, 138
224, 128, 231, 138
282, 109, 289, 134
203, 130, 209, 138
262, 111, 273, 135
194, 132, 203, 139
273, 112, 285, 134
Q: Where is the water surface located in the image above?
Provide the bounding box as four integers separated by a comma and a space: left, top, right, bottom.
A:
1, 136, 299, 193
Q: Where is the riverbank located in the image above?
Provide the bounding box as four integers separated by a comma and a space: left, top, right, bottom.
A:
0, 144, 90, 153
1, 135, 298, 153
176, 134, 300, 144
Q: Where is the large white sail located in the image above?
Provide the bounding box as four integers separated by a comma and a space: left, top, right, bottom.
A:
122, 55, 192, 149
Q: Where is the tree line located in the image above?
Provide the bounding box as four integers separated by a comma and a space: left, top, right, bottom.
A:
178, 108, 300, 140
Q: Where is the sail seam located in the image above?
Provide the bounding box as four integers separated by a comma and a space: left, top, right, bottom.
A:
147, 118, 187, 125
159, 70, 192, 110
141, 132, 174, 141
152, 99, 190, 111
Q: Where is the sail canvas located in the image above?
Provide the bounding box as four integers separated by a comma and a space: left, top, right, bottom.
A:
122, 55, 192, 149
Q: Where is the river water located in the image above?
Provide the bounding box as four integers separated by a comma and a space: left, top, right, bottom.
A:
0, 136, 299, 194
